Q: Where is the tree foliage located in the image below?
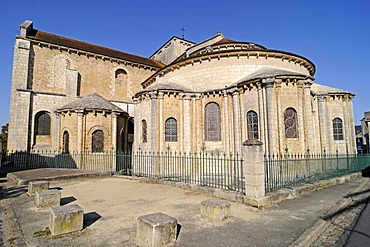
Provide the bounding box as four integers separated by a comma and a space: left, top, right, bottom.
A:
1, 123, 8, 153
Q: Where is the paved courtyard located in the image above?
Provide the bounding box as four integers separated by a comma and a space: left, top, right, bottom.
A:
0, 169, 369, 246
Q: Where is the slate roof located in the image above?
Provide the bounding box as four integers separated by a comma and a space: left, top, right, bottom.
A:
25, 29, 164, 68
57, 93, 125, 112
235, 67, 310, 85
311, 83, 354, 95
144, 82, 192, 92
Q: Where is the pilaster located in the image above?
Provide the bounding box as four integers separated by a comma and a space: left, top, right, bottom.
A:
304, 80, 314, 153
263, 78, 276, 155
317, 96, 327, 153
183, 93, 191, 153
223, 90, 230, 153
149, 92, 158, 152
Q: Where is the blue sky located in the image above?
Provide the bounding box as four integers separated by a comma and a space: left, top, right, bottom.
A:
0, 0, 369, 127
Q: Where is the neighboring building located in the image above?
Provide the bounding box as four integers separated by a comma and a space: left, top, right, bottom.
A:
8, 20, 356, 155
360, 112, 370, 154
355, 125, 364, 154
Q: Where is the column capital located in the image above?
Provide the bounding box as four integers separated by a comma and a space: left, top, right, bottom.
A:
149, 91, 157, 99
262, 77, 274, 88
76, 110, 84, 116
183, 93, 192, 100
297, 80, 305, 88
317, 95, 326, 102
157, 91, 164, 99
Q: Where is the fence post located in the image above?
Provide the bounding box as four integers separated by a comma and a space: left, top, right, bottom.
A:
242, 139, 265, 199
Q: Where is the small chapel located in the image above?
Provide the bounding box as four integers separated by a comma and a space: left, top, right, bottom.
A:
7, 20, 356, 155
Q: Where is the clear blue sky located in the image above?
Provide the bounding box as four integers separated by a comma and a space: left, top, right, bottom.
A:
1, 0, 369, 128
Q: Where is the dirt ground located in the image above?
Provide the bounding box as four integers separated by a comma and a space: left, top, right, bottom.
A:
2, 175, 368, 247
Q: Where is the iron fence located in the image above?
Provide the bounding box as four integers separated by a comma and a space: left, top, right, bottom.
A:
264, 152, 370, 192
2, 150, 244, 193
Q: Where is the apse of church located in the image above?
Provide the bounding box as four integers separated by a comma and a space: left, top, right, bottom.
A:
7, 20, 356, 155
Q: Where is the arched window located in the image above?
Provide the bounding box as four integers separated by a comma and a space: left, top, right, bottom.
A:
284, 108, 298, 138
205, 102, 221, 141
142, 120, 147, 143
247, 111, 259, 140
333, 118, 343, 140
35, 112, 51, 135
92, 130, 104, 153
165, 118, 177, 142
63, 131, 69, 153
115, 69, 127, 84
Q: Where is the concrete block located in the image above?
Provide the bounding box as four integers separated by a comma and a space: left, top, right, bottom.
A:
200, 199, 231, 223
28, 180, 49, 196
136, 212, 177, 247
34, 189, 61, 209
49, 205, 84, 236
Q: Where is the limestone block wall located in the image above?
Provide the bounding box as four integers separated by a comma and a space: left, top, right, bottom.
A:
150, 37, 194, 65
30, 43, 155, 102
155, 56, 311, 92
59, 114, 78, 151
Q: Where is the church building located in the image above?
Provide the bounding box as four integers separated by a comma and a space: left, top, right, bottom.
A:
7, 20, 356, 155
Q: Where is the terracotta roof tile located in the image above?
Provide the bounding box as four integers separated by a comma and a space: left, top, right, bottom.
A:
26, 29, 164, 68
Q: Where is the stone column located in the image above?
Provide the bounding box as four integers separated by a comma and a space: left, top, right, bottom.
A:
183, 93, 191, 153
133, 97, 140, 151
232, 89, 241, 153
149, 92, 158, 152
347, 96, 356, 154
76, 110, 84, 152
317, 96, 327, 153
158, 92, 164, 153
223, 90, 230, 153
192, 94, 201, 151
275, 80, 283, 153
264, 78, 276, 155
243, 139, 265, 199
257, 83, 265, 153
54, 113, 60, 151
111, 112, 118, 172
297, 81, 305, 152
304, 80, 314, 153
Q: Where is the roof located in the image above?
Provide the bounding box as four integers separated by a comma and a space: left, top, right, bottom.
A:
235, 68, 310, 85
310, 83, 354, 96
57, 93, 125, 113
25, 29, 164, 68
142, 82, 192, 93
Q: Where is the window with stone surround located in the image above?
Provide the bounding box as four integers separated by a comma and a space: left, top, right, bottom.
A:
115, 69, 127, 85
205, 102, 221, 141
247, 110, 259, 140
35, 112, 51, 135
333, 118, 344, 140
62, 131, 69, 153
165, 118, 177, 142
142, 120, 147, 143
92, 130, 104, 153
284, 108, 298, 138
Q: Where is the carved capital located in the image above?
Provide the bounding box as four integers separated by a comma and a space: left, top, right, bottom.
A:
262, 77, 274, 88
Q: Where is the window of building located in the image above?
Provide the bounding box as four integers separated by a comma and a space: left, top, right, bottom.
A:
247, 110, 259, 140
333, 118, 344, 140
205, 102, 221, 141
142, 120, 147, 143
115, 69, 127, 85
284, 108, 298, 138
165, 118, 177, 142
92, 130, 104, 153
36, 112, 51, 135
62, 131, 69, 153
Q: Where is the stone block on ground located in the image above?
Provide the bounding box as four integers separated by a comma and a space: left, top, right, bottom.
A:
28, 180, 49, 196
201, 199, 231, 223
34, 189, 61, 209
49, 205, 84, 236
136, 212, 177, 247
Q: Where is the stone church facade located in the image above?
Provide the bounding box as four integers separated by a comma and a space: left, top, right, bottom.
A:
8, 20, 356, 155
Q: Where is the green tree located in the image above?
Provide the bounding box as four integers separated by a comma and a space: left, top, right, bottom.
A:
1, 123, 8, 154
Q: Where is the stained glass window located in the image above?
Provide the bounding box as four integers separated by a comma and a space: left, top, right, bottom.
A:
247, 111, 259, 140
36, 112, 51, 135
333, 118, 343, 140
165, 118, 177, 142
142, 120, 147, 143
284, 108, 298, 138
92, 130, 104, 153
205, 102, 221, 141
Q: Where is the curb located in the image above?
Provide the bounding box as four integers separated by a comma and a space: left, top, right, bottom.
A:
290, 178, 370, 247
